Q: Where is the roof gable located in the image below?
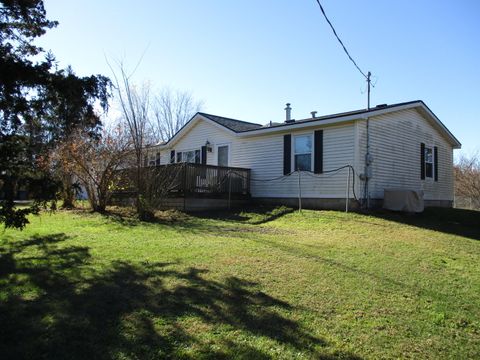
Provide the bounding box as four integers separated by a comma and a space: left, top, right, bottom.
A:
157, 112, 257, 148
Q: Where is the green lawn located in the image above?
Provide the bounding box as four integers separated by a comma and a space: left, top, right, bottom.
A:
1, 206, 479, 359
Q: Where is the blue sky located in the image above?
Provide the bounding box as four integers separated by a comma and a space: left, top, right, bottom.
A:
38, 0, 479, 156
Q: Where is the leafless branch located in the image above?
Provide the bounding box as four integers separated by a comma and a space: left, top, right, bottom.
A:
152, 88, 203, 143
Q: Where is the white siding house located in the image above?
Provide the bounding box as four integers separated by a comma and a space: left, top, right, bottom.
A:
152, 100, 460, 209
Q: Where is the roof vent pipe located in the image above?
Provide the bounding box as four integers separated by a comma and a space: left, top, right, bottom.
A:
311, 111, 317, 118
285, 103, 292, 122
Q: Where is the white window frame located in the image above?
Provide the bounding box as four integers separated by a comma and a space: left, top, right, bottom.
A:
292, 133, 313, 172
148, 152, 161, 166
177, 148, 201, 164
216, 143, 230, 167
424, 145, 434, 180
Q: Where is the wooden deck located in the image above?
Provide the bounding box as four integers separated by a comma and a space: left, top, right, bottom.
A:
111, 163, 251, 210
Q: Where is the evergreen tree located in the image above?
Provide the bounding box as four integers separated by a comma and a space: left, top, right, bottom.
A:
0, 0, 110, 228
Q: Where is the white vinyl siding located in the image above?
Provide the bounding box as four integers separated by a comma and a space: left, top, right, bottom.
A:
233, 124, 355, 198
355, 108, 454, 201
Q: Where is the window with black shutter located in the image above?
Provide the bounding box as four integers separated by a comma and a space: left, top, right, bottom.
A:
421, 143, 436, 180
201, 146, 207, 164
314, 130, 323, 174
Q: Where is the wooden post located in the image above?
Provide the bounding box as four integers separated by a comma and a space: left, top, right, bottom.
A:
228, 171, 232, 210
183, 163, 187, 212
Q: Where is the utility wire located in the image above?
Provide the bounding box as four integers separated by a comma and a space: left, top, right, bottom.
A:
314, 0, 367, 79
302, 165, 358, 201
227, 165, 359, 202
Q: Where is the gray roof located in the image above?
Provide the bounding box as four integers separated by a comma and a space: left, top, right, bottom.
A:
198, 112, 263, 132
241, 101, 426, 132
199, 101, 424, 133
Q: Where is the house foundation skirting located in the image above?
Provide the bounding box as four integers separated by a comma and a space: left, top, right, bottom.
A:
422, 200, 453, 208
254, 197, 453, 210
368, 198, 453, 209
110, 196, 452, 212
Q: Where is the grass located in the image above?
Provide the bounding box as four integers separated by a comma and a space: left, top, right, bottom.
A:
0, 206, 479, 359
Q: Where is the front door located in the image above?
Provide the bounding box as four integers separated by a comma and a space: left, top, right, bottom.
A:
217, 145, 229, 167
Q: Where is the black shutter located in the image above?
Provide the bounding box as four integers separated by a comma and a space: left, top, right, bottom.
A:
201, 146, 207, 165
420, 143, 425, 180
170, 150, 175, 164
314, 130, 323, 174
156, 152, 161, 166
434, 146, 438, 181
283, 134, 291, 175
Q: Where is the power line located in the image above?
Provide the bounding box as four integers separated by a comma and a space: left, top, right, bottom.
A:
228, 165, 359, 202
314, 0, 367, 79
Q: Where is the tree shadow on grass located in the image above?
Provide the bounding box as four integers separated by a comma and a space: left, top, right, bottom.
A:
96, 206, 297, 239
0, 234, 361, 359
368, 207, 480, 241
190, 205, 295, 225
99, 207, 192, 228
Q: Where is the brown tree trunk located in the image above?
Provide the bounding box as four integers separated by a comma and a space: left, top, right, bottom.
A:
97, 188, 107, 213
61, 173, 75, 209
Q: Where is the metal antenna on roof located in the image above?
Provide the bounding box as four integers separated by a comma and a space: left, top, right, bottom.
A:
367, 71, 371, 110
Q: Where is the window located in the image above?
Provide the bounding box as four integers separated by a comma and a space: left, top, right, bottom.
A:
217, 145, 229, 167
425, 146, 433, 178
177, 149, 201, 163
144, 151, 160, 167
294, 134, 312, 171
148, 152, 157, 167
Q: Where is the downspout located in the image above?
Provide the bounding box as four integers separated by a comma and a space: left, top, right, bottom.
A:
365, 71, 372, 209
365, 116, 370, 208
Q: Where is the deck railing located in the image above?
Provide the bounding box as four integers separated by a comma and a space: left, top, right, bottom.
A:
113, 163, 251, 200
182, 163, 250, 197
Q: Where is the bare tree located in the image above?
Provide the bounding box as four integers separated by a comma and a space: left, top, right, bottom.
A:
152, 88, 203, 143
107, 61, 203, 218
454, 152, 480, 209
108, 62, 154, 218
53, 125, 130, 212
